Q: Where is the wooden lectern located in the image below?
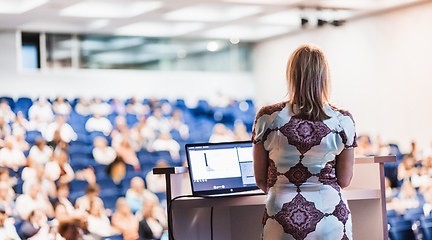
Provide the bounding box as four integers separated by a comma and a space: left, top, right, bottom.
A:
154, 156, 395, 240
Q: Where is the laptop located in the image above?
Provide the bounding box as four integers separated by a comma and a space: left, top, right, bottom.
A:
185, 141, 264, 197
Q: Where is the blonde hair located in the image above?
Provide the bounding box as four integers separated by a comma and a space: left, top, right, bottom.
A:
287, 44, 331, 121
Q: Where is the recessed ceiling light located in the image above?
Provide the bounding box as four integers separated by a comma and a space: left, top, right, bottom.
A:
258, 10, 302, 26
164, 4, 262, 22
230, 36, 240, 44
116, 22, 205, 37
207, 42, 219, 51
0, 0, 48, 14
203, 25, 294, 41
59, 1, 163, 19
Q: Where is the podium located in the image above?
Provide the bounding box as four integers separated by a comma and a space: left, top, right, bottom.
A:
154, 156, 395, 240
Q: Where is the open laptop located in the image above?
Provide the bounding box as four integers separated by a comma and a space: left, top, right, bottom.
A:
185, 141, 264, 197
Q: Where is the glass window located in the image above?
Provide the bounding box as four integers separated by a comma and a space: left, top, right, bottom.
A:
46, 33, 73, 68
21, 32, 40, 69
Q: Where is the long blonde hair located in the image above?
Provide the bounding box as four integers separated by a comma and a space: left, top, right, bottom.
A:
286, 44, 331, 121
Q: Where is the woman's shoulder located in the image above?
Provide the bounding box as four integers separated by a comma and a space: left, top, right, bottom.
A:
326, 104, 355, 123
255, 101, 289, 120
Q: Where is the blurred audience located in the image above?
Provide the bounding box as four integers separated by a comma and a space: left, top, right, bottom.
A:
152, 132, 180, 160
75, 98, 92, 116
85, 114, 112, 136
28, 137, 53, 165
28, 96, 54, 132
52, 96, 72, 116
0, 136, 27, 169
87, 200, 112, 238
90, 98, 111, 117
209, 123, 235, 143
92, 137, 116, 165
125, 177, 159, 214
45, 150, 74, 183
0, 202, 20, 240
45, 115, 77, 144
111, 197, 139, 240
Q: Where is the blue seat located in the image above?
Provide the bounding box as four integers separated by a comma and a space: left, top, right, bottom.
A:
15, 97, 32, 109
125, 113, 138, 128
96, 178, 119, 195
101, 194, 121, 213
388, 219, 416, 240
25, 131, 42, 144
103, 234, 123, 240
0, 97, 15, 109
69, 179, 88, 193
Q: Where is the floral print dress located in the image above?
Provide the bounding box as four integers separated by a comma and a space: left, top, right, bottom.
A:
252, 102, 357, 240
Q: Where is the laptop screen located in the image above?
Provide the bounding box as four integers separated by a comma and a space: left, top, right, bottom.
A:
185, 141, 259, 196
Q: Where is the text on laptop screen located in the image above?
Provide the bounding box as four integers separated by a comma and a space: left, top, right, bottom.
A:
186, 141, 257, 195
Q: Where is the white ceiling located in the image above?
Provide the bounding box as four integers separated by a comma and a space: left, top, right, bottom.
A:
0, 0, 428, 41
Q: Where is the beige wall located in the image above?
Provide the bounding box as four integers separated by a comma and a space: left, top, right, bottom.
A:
253, 2, 432, 153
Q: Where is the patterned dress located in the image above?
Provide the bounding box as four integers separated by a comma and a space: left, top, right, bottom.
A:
252, 102, 357, 240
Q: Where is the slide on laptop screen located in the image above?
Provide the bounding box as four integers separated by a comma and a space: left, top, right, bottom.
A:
185, 141, 263, 197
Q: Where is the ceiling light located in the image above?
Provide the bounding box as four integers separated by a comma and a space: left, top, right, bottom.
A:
0, 0, 48, 14
258, 10, 302, 26
87, 19, 111, 30
164, 4, 262, 22
230, 37, 240, 44
116, 22, 204, 37
59, 1, 163, 18
204, 25, 293, 41
207, 42, 219, 52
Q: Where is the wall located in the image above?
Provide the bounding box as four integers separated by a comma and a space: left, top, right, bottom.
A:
253, 2, 432, 153
0, 31, 255, 108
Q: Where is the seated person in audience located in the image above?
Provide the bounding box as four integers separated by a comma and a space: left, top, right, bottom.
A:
85, 114, 112, 136
22, 163, 56, 199
75, 98, 92, 116
111, 197, 139, 240
145, 160, 168, 194
387, 181, 420, 215
146, 108, 171, 133
161, 102, 172, 116
411, 166, 431, 188
0, 202, 20, 240
0, 116, 11, 147
209, 123, 236, 143
28, 96, 54, 132
52, 96, 72, 116
28, 137, 53, 165
52, 203, 68, 227
0, 100, 15, 123
15, 181, 54, 220
0, 136, 27, 170
111, 98, 126, 116
0, 182, 17, 218
106, 156, 127, 184
92, 137, 116, 165
209, 91, 231, 108
51, 183, 75, 215
87, 200, 112, 238
45, 115, 77, 144
18, 209, 50, 240
125, 177, 159, 214
148, 97, 161, 111
0, 168, 16, 200
89, 98, 112, 117
169, 109, 189, 140
111, 130, 140, 170
45, 149, 75, 183
233, 122, 251, 141
354, 135, 378, 157
75, 184, 104, 212
126, 97, 149, 116
57, 217, 83, 240
152, 132, 181, 160
12, 127, 30, 152
134, 116, 157, 148
12, 111, 30, 137
398, 155, 418, 181
138, 198, 167, 240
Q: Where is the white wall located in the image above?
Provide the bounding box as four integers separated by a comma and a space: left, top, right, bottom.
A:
0, 31, 255, 107
253, 2, 432, 153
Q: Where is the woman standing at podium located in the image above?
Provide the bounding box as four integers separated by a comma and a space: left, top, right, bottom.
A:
253, 44, 357, 240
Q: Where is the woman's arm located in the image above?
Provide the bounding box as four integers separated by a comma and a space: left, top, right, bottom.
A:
335, 148, 355, 188
253, 142, 269, 194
